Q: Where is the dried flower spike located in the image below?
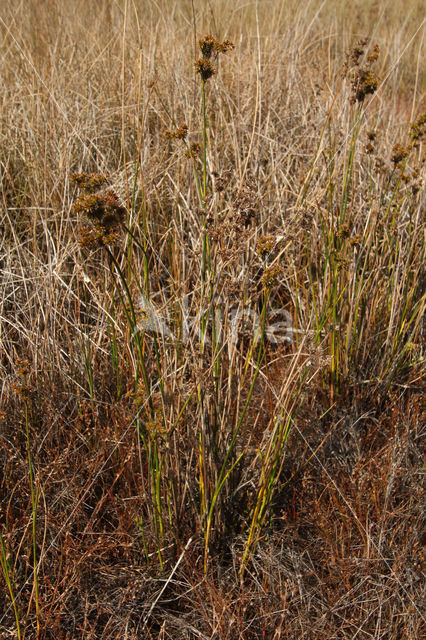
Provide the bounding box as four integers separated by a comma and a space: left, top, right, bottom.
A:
391, 144, 410, 166
351, 68, 379, 103
410, 113, 426, 146
165, 123, 188, 140
195, 36, 234, 82
262, 264, 283, 290
195, 57, 216, 82
347, 40, 380, 104
233, 176, 258, 228
350, 38, 369, 65
185, 142, 201, 158
257, 235, 275, 259
199, 35, 219, 58
215, 39, 234, 54
199, 35, 235, 58
72, 177, 126, 249
72, 190, 126, 229
71, 172, 107, 193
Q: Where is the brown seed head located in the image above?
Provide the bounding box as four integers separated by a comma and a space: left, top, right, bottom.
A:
350, 39, 369, 65
262, 264, 283, 290
71, 172, 107, 193
195, 57, 216, 81
391, 143, 410, 166
199, 35, 219, 58
257, 235, 275, 259
165, 123, 188, 140
215, 39, 234, 53
233, 177, 258, 228
185, 142, 201, 158
199, 35, 235, 58
195, 36, 234, 82
346, 40, 380, 104
351, 67, 379, 103
410, 112, 426, 146
73, 190, 126, 228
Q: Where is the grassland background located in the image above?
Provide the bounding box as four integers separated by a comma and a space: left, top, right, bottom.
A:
0, 0, 424, 638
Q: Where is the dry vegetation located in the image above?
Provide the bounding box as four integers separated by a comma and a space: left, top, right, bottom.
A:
0, 0, 425, 638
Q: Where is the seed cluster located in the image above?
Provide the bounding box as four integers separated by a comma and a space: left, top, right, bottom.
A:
71, 173, 126, 248
195, 35, 234, 82
165, 123, 188, 140
345, 39, 380, 104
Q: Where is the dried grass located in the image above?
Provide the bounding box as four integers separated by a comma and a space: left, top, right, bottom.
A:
0, 1, 424, 638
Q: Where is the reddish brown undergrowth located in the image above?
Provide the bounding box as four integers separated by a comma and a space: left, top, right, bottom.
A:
1, 369, 423, 638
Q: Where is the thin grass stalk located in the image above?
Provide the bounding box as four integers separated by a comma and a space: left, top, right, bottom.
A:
194, 47, 224, 556
198, 431, 207, 523
102, 242, 168, 564
343, 205, 378, 374
201, 77, 208, 203
240, 408, 294, 575
152, 445, 165, 569
134, 515, 150, 565
104, 247, 153, 416
121, 254, 167, 413
125, 69, 151, 290
325, 105, 363, 394
340, 106, 362, 224
105, 248, 171, 565
107, 297, 122, 400
81, 337, 94, 401
239, 343, 312, 573
296, 97, 338, 210
23, 399, 40, 638
0, 533, 21, 640
203, 291, 269, 572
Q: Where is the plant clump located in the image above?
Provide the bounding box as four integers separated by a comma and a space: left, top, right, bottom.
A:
1, 5, 425, 639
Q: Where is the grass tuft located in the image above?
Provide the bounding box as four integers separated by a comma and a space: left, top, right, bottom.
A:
1, 1, 424, 638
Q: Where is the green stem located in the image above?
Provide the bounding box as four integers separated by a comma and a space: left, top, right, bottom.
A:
201, 78, 208, 202
24, 400, 39, 637
0, 533, 21, 640
203, 291, 269, 571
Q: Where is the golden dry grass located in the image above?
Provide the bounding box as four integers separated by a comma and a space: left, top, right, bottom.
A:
0, 1, 424, 638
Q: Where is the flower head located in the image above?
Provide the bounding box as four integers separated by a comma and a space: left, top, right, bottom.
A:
256, 235, 275, 259
185, 142, 201, 158
195, 57, 216, 82
71, 176, 126, 249
70, 172, 107, 193
346, 40, 380, 104
410, 113, 426, 147
165, 123, 188, 140
261, 264, 283, 290
391, 143, 410, 166
195, 35, 234, 82
199, 35, 218, 58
